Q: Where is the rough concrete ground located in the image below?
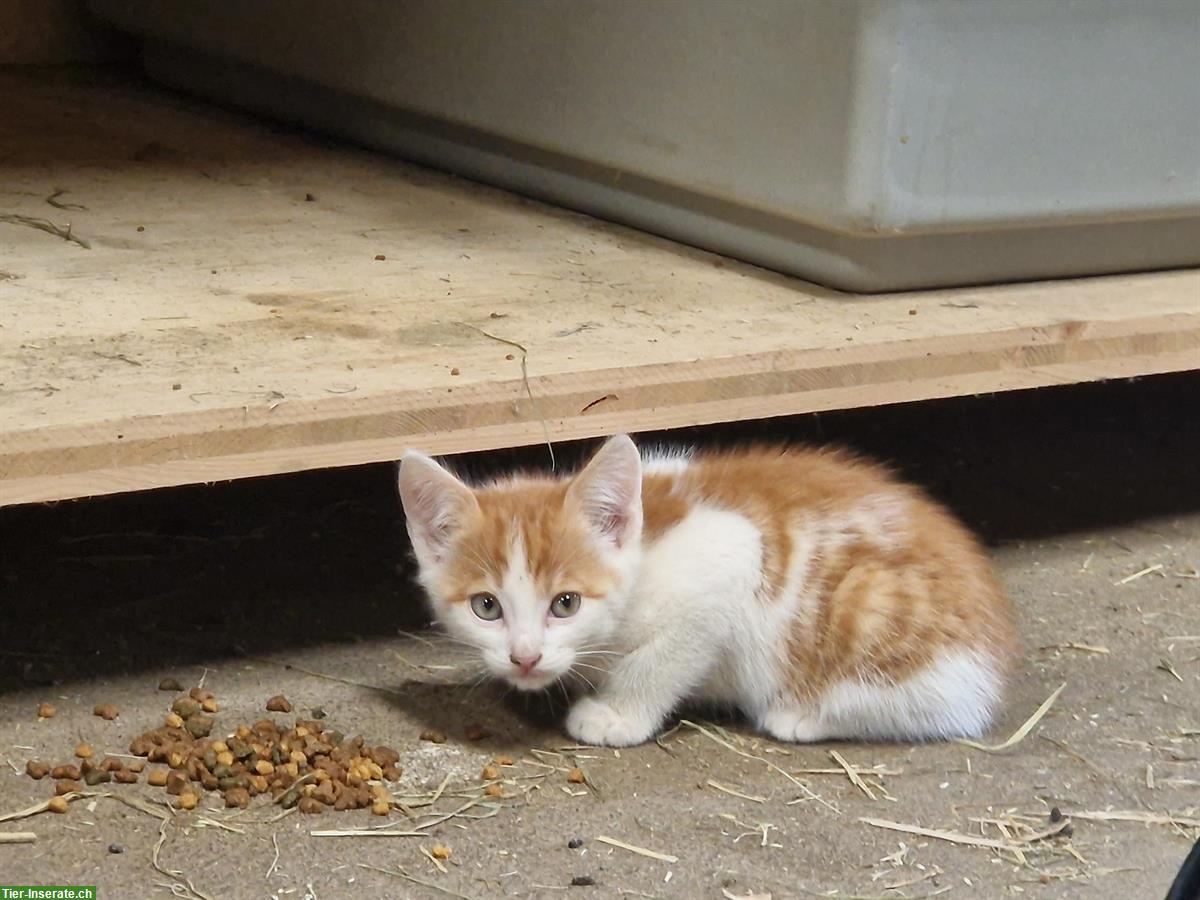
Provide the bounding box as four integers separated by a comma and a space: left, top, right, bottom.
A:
1, 373, 1197, 899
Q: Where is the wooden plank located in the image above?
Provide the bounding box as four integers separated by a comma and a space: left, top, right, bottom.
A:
1, 70, 1198, 506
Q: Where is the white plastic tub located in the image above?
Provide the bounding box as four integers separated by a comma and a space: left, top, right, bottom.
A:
91, 0, 1200, 291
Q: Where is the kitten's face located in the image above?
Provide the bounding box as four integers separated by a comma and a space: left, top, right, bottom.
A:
399, 436, 643, 691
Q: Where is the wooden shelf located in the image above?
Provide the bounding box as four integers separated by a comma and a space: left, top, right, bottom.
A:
2, 70, 1198, 506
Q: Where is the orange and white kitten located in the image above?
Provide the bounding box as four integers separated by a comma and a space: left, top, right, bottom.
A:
398, 435, 1016, 747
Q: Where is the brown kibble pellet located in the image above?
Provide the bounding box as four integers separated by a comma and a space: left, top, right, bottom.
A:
373, 254, 386, 261
185, 714, 214, 738
127, 760, 145, 773
37, 702, 56, 719
494, 755, 515, 766
171, 697, 201, 719
93, 704, 119, 720
158, 677, 183, 692
99, 757, 124, 772
47, 796, 69, 814
481, 765, 500, 781
51, 764, 81, 781
178, 792, 199, 811
567, 767, 586, 784
484, 783, 504, 797
382, 765, 402, 781
74, 743, 93, 760
371, 801, 389, 816
224, 787, 251, 809
312, 781, 337, 805
114, 769, 139, 784
147, 769, 168, 787
419, 729, 447, 744
266, 695, 292, 713
167, 751, 187, 769
450, 367, 461, 376
164, 713, 184, 729
188, 687, 214, 703
25, 760, 50, 780
430, 844, 451, 860
201, 697, 219, 713
297, 796, 324, 814
165, 772, 189, 795
55, 779, 81, 795
129, 736, 154, 757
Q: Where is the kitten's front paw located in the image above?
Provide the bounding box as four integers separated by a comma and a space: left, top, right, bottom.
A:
566, 697, 656, 747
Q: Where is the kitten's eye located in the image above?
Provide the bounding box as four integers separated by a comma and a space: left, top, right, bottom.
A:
469, 593, 502, 621
550, 592, 582, 618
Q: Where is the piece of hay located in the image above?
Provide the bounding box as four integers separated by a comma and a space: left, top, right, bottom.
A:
680, 720, 838, 813
706, 780, 766, 804
0, 832, 36, 844
359, 863, 479, 900
1065, 809, 1200, 828
858, 816, 1068, 852
829, 750, 876, 800
954, 682, 1065, 753
595, 834, 679, 863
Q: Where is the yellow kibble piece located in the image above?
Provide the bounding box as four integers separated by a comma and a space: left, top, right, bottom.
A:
164, 713, 184, 728
147, 769, 168, 787
37, 702, 57, 719
430, 844, 451, 860
74, 743, 93, 760
201, 697, 219, 713
178, 792, 199, 811
47, 796, 69, 814
216, 751, 234, 767
567, 767, 586, 784
255, 760, 274, 776
211, 741, 229, 754
484, 783, 504, 797
481, 765, 500, 781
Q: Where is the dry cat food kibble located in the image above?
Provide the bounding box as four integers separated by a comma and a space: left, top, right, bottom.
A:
430, 844, 452, 860
37, 702, 56, 719
567, 767, 586, 784
158, 678, 183, 692
47, 797, 69, 814
25, 687, 405, 818
92, 704, 119, 720
265, 694, 292, 713
419, 728, 447, 744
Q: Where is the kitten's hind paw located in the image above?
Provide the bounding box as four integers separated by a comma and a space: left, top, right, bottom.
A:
566, 697, 657, 747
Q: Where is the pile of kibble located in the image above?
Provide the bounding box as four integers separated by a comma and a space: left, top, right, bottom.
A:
26, 688, 403, 816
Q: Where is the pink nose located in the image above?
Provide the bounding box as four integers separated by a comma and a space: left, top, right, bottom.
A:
509, 652, 542, 674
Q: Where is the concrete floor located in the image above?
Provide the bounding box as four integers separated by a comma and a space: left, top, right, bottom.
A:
1, 374, 1197, 899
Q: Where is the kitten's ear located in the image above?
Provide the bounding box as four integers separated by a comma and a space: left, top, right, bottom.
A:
398, 452, 479, 568
567, 434, 643, 549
